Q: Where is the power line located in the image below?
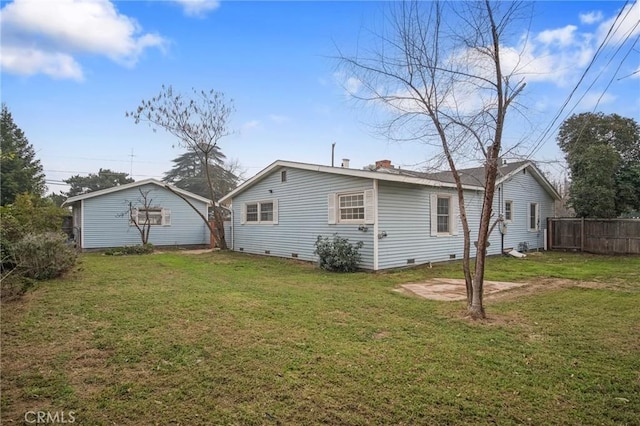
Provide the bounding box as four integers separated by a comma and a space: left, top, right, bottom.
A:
525, 1, 632, 159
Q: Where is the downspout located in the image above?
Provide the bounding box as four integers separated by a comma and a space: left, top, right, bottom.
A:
499, 184, 504, 255
230, 202, 234, 250
373, 179, 379, 271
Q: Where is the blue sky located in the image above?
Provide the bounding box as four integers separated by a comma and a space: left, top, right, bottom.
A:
1, 0, 639, 194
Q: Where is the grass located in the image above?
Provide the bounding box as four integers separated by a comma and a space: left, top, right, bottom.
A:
1, 251, 638, 425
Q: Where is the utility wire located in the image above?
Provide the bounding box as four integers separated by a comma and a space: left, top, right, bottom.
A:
525, 1, 631, 159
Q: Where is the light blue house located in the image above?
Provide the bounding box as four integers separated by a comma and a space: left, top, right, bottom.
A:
219, 159, 561, 270
62, 179, 212, 251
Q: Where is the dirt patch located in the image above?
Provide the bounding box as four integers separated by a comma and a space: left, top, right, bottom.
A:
399, 278, 527, 301
398, 278, 608, 302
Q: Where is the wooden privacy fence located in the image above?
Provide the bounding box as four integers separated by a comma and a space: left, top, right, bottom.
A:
547, 218, 640, 255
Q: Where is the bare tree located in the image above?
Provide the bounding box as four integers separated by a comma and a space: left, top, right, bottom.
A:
338, 1, 529, 319
126, 85, 234, 249
125, 189, 154, 245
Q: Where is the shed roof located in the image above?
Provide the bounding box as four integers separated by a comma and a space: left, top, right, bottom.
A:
61, 178, 213, 207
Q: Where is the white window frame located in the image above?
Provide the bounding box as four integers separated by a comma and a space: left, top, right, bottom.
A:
504, 200, 513, 222
131, 208, 171, 227
430, 193, 458, 237
529, 202, 539, 231
241, 200, 278, 225
327, 190, 375, 225
338, 192, 365, 223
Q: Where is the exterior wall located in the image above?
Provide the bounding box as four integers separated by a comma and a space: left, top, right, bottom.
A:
229, 164, 557, 270
230, 167, 375, 268
80, 184, 209, 249
497, 168, 556, 251
377, 181, 500, 270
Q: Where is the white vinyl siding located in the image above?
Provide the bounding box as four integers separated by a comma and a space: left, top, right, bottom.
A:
233, 169, 374, 269
498, 168, 554, 251
242, 200, 278, 224
80, 183, 208, 249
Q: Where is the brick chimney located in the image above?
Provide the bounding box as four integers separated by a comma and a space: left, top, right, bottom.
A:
375, 159, 392, 169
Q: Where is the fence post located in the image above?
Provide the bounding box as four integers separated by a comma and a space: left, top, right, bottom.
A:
547, 217, 552, 250
580, 217, 585, 252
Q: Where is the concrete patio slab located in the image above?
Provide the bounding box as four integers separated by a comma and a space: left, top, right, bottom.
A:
400, 278, 528, 301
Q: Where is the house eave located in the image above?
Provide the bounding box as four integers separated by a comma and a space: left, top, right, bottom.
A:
497, 162, 561, 201
61, 178, 213, 207
219, 160, 485, 204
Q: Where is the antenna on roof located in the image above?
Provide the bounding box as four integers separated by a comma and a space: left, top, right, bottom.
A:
129, 148, 135, 177
331, 142, 336, 167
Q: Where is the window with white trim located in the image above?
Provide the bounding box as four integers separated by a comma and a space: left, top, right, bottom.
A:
246, 203, 258, 222
529, 203, 539, 231
327, 190, 375, 225
339, 193, 365, 222
242, 200, 278, 224
260, 202, 274, 221
504, 200, 513, 221
430, 193, 458, 236
436, 197, 450, 233
132, 208, 171, 226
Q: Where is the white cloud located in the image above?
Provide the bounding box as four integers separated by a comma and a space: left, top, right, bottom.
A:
0, 0, 165, 79
268, 114, 290, 124
0, 46, 84, 80
173, 0, 220, 18
576, 91, 616, 110
597, 1, 640, 45
333, 72, 363, 97
242, 120, 261, 131
536, 25, 578, 46
345, 77, 362, 94
580, 11, 604, 25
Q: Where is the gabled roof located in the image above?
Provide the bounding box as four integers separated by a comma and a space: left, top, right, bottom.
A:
220, 159, 561, 204
61, 178, 213, 207
408, 160, 560, 200
220, 160, 488, 204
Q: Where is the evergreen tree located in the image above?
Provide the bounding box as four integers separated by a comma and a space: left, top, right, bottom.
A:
64, 169, 134, 197
0, 104, 46, 205
163, 145, 238, 200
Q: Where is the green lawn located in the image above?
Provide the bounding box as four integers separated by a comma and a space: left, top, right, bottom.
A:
2, 251, 639, 425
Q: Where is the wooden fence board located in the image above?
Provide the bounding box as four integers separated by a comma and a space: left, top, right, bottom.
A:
548, 218, 640, 255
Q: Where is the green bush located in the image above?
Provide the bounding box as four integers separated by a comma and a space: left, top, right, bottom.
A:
314, 234, 364, 272
1, 234, 17, 272
12, 232, 77, 280
104, 244, 154, 256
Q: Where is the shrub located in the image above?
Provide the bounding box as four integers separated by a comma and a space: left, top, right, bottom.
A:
104, 244, 154, 256
314, 234, 364, 272
0, 275, 36, 302
12, 232, 77, 280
